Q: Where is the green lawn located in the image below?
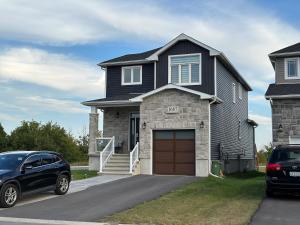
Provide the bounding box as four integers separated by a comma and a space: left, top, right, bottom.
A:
71, 170, 98, 181
103, 171, 265, 225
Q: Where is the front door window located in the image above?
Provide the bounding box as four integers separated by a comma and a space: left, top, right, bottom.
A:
130, 113, 140, 150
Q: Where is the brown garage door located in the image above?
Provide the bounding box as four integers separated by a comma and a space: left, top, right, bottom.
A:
153, 130, 195, 175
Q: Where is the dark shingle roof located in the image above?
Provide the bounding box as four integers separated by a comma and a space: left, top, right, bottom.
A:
270, 42, 300, 55
82, 93, 142, 104
265, 83, 300, 97
100, 47, 161, 65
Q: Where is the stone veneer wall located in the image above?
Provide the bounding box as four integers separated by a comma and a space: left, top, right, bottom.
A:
272, 99, 300, 145
139, 89, 210, 177
103, 106, 139, 153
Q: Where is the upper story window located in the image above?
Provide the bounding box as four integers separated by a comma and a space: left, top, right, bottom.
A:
285, 58, 300, 79
238, 83, 242, 100
232, 83, 236, 103
168, 53, 201, 85
121, 66, 142, 85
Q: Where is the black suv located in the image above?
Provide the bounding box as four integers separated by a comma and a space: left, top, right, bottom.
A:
266, 145, 300, 197
0, 151, 71, 207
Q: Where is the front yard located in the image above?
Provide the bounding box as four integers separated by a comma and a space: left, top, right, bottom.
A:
71, 169, 98, 180
103, 171, 265, 225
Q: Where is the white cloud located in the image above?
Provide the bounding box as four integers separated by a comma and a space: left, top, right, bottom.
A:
249, 114, 272, 125
0, 0, 299, 93
0, 47, 104, 98
0, 112, 19, 122
16, 96, 89, 114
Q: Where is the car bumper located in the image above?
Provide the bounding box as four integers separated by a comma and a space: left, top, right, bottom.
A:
267, 180, 300, 191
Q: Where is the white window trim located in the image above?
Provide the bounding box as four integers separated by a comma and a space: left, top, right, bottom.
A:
232, 83, 236, 103
121, 66, 142, 85
238, 83, 242, 100
284, 57, 300, 80
168, 53, 202, 86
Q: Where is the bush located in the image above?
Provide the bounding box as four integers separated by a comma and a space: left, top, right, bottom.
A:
6, 121, 86, 163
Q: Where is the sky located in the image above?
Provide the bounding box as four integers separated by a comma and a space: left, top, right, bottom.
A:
0, 0, 299, 149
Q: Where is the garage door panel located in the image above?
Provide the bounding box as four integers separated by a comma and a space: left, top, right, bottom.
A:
155, 163, 174, 174
175, 141, 194, 152
155, 152, 174, 163
175, 164, 195, 175
175, 152, 195, 163
153, 130, 195, 176
154, 140, 173, 151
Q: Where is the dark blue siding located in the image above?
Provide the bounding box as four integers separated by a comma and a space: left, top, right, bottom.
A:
106, 63, 154, 97
211, 60, 254, 160
156, 40, 215, 95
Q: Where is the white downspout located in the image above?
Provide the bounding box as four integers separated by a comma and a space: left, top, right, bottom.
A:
209, 97, 223, 179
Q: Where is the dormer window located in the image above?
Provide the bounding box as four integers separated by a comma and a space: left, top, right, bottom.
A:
285, 58, 300, 79
168, 53, 201, 85
121, 66, 142, 85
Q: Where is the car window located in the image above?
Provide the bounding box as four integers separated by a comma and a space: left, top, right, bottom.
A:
0, 154, 25, 170
41, 153, 55, 165
270, 149, 300, 163
24, 155, 42, 168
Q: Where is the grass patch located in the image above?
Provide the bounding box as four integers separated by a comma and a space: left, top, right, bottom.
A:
103, 171, 265, 225
71, 170, 98, 181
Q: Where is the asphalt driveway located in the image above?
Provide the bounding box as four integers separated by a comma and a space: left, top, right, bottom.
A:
0, 175, 197, 222
250, 195, 300, 225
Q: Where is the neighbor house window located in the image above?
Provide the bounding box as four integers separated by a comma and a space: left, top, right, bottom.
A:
169, 54, 201, 85
238, 120, 241, 140
122, 66, 142, 85
232, 83, 236, 103
238, 83, 242, 100
285, 58, 300, 79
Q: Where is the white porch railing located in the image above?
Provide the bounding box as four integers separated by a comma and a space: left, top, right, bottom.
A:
96, 136, 115, 173
130, 142, 139, 174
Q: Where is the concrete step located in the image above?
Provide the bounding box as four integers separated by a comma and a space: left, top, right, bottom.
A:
103, 166, 129, 171
105, 162, 129, 167
100, 171, 131, 175
111, 154, 129, 158
108, 158, 130, 163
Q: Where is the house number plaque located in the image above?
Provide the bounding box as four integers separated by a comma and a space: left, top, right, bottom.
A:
166, 106, 179, 114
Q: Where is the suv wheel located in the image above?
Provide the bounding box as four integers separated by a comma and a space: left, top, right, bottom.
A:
55, 175, 69, 195
0, 184, 18, 208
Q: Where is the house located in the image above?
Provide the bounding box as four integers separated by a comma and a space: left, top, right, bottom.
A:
266, 42, 300, 145
82, 34, 257, 176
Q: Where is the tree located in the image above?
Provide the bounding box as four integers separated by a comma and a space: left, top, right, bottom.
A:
257, 143, 273, 165
0, 123, 8, 151
8, 121, 85, 162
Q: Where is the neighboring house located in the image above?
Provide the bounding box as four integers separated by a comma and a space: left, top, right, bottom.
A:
266, 42, 300, 145
82, 33, 257, 176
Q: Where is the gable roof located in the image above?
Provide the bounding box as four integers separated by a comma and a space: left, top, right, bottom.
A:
98, 33, 252, 91
99, 47, 161, 66
130, 84, 222, 103
265, 83, 300, 99
269, 42, 300, 56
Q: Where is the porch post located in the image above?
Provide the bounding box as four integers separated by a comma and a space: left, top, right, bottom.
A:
88, 106, 99, 170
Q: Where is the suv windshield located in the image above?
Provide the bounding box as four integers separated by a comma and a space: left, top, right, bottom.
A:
0, 154, 25, 170
270, 148, 300, 163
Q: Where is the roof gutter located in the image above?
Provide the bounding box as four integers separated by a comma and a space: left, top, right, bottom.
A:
98, 59, 154, 67
265, 94, 300, 100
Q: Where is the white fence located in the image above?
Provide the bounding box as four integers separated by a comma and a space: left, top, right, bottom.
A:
96, 137, 115, 173
130, 142, 139, 174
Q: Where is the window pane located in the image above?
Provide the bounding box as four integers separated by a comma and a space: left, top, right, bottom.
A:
175, 130, 195, 139
171, 65, 179, 84
171, 55, 200, 64
123, 68, 131, 83
41, 154, 55, 165
133, 67, 141, 82
288, 60, 297, 77
181, 65, 189, 83
25, 155, 41, 168
191, 63, 200, 83
155, 131, 173, 139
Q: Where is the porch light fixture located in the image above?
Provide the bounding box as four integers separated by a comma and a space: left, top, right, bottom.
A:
142, 122, 146, 129
116, 112, 120, 118
278, 124, 283, 133
200, 121, 204, 129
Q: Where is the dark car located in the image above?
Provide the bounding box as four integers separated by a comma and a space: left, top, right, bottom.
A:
0, 151, 71, 208
266, 145, 300, 197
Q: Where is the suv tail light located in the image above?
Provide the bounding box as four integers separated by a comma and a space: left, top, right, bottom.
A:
266, 163, 282, 172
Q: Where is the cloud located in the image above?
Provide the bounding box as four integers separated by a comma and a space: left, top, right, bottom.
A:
16, 96, 89, 114
0, 47, 104, 98
0, 0, 299, 93
0, 112, 19, 122
249, 114, 272, 125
